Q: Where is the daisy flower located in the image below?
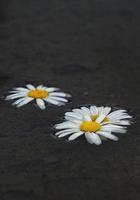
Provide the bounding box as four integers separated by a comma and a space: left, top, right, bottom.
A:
55, 106, 132, 145
6, 84, 71, 109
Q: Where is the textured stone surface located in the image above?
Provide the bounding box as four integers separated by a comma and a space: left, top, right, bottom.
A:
0, 0, 140, 199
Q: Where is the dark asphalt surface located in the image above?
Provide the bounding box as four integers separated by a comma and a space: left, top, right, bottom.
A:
0, 0, 140, 199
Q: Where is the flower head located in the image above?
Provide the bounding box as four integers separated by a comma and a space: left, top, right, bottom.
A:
6, 84, 71, 109
55, 106, 132, 145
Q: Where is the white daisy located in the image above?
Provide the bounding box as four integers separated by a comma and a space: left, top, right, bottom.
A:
6, 84, 71, 109
55, 106, 132, 145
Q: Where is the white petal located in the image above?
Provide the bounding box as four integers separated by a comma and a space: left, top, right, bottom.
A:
83, 114, 91, 121
55, 128, 78, 136
109, 114, 132, 121
110, 120, 131, 126
65, 112, 82, 120
40, 86, 47, 90
101, 124, 127, 134
37, 85, 44, 89
59, 130, 79, 138
9, 90, 27, 94
26, 84, 35, 90
68, 131, 83, 141
16, 97, 33, 107
47, 87, 60, 92
55, 121, 79, 130
79, 107, 92, 121
6, 93, 26, 100
97, 131, 119, 141
109, 109, 126, 115
108, 110, 127, 118
97, 106, 104, 115
13, 87, 29, 92
102, 107, 111, 116
90, 106, 98, 115
85, 133, 102, 145
45, 98, 65, 106
96, 114, 106, 123
65, 116, 82, 124
72, 108, 84, 116
103, 124, 125, 129
81, 107, 91, 115
12, 97, 28, 105
36, 99, 46, 110
49, 92, 70, 97
49, 96, 68, 102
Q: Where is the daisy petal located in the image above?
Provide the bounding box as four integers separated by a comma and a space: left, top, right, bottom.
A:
12, 97, 27, 105
26, 84, 35, 90
98, 106, 104, 115
46, 98, 65, 106
97, 131, 119, 141
13, 87, 29, 92
101, 124, 127, 134
68, 131, 83, 141
65, 112, 82, 120
111, 120, 131, 126
96, 114, 106, 123
81, 107, 91, 116
65, 116, 82, 124
16, 97, 33, 108
37, 85, 43, 89
9, 90, 28, 95
109, 114, 132, 121
72, 108, 83, 116
6, 93, 26, 100
47, 87, 60, 92
108, 110, 126, 117
49, 96, 68, 103
81, 107, 91, 120
55, 122, 78, 129
36, 99, 46, 110
55, 128, 78, 136
90, 106, 98, 115
85, 133, 102, 145
49, 92, 71, 97
103, 107, 111, 116
58, 130, 78, 138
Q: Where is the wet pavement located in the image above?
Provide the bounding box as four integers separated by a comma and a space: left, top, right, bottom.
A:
0, 0, 140, 199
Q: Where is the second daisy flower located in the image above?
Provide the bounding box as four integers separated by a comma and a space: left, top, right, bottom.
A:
6, 84, 71, 109
55, 106, 132, 145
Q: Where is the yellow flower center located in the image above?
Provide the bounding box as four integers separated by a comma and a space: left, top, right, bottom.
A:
91, 115, 109, 123
80, 121, 101, 133
80, 114, 109, 133
28, 89, 48, 99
